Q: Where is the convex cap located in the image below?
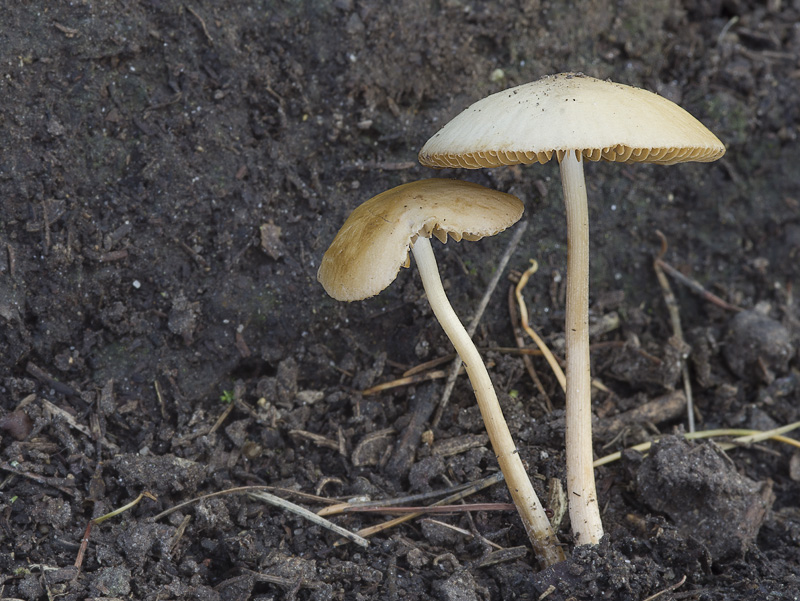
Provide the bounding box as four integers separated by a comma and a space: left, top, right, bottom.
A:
318, 178, 523, 301
419, 72, 726, 168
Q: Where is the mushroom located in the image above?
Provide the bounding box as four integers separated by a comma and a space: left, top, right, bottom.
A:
418, 72, 725, 546
318, 178, 565, 566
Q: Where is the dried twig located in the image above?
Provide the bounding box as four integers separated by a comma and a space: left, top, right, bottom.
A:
421, 518, 506, 551
475, 545, 530, 567
75, 491, 158, 569
39, 398, 119, 452
208, 381, 240, 434
169, 515, 192, 554
339, 502, 515, 514
0, 462, 77, 497
242, 568, 325, 591
154, 379, 167, 419
53, 22, 80, 37
353, 472, 504, 538
289, 429, 342, 452
595, 390, 687, 443
26, 362, 78, 397
364, 347, 555, 397
654, 231, 696, 432
403, 353, 457, 377
652, 234, 742, 312
594, 420, 800, 467
508, 280, 551, 408
642, 575, 687, 601
152, 485, 367, 557
186, 5, 213, 44
362, 369, 448, 395
319, 479, 481, 517
152, 485, 340, 523
385, 382, 438, 477
514, 259, 567, 393
248, 491, 369, 548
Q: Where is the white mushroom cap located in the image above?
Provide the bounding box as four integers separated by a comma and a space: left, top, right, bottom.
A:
318, 178, 523, 301
419, 72, 726, 168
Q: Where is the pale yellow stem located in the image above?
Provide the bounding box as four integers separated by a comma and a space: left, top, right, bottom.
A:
560, 150, 604, 546
412, 236, 565, 567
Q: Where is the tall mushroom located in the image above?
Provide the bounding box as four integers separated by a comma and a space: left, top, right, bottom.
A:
318, 178, 565, 566
418, 72, 725, 546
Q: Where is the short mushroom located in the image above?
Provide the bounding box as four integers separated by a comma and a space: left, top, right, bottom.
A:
418, 72, 725, 546
318, 178, 565, 567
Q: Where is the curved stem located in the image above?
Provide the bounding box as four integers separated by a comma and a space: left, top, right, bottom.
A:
560, 151, 604, 545
411, 236, 565, 567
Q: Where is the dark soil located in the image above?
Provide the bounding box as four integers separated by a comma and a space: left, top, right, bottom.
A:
2, 1, 799, 600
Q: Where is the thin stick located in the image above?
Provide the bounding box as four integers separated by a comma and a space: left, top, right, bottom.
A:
0, 462, 77, 496
654, 231, 695, 432
354, 472, 504, 538
469, 220, 529, 339
209, 397, 236, 434
186, 5, 214, 44
319, 478, 479, 517
403, 353, 457, 377
242, 568, 325, 591
376, 351, 631, 401
340, 502, 515, 514
93, 491, 158, 524
363, 348, 555, 397
154, 379, 167, 419
654, 256, 742, 312
362, 370, 448, 395
594, 420, 800, 467
642, 575, 687, 601
75, 491, 157, 569
169, 515, 192, 554
431, 220, 528, 429
153, 486, 341, 523
39, 398, 119, 453
421, 518, 506, 550
515, 259, 567, 392
248, 491, 369, 548
509, 282, 551, 406
26, 362, 78, 396
74, 520, 94, 570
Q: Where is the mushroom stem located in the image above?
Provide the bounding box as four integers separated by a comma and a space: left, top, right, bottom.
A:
559, 150, 604, 546
411, 236, 565, 567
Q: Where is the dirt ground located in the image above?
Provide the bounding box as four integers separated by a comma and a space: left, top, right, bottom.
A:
2, 1, 799, 599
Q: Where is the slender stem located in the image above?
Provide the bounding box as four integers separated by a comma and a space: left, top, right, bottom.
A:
560, 150, 604, 545
431, 220, 528, 429
411, 236, 565, 567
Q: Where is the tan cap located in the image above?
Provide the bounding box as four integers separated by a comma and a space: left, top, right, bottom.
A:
419, 72, 725, 168
318, 178, 523, 301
